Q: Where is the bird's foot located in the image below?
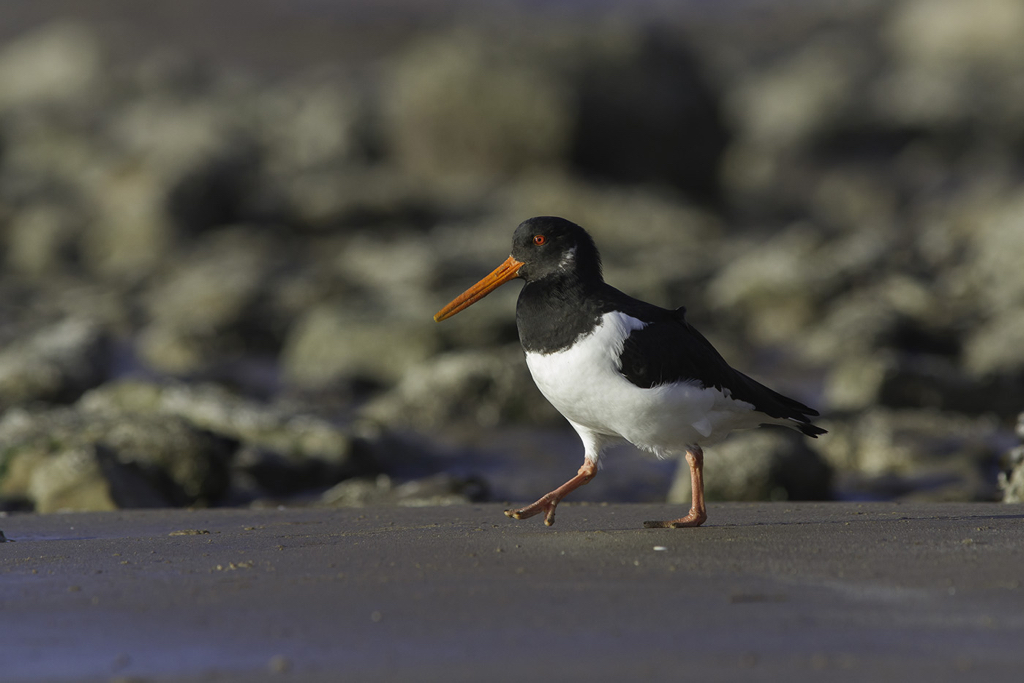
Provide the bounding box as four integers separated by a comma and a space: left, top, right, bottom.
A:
505, 495, 559, 526
505, 461, 597, 527
643, 509, 707, 529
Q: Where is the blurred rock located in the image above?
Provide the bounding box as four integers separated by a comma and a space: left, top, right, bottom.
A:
3, 204, 83, 276
881, 0, 1024, 131
383, 27, 573, 192
826, 350, 1024, 419
25, 444, 168, 513
384, 26, 726, 202
362, 345, 560, 432
998, 413, 1024, 503
80, 163, 178, 281
667, 429, 832, 504
281, 304, 441, 388
816, 409, 1002, 501
799, 273, 945, 364
706, 225, 826, 345
964, 309, 1024, 378
0, 405, 234, 512
255, 71, 366, 177
950, 190, 1024, 316
0, 318, 107, 410
720, 28, 881, 213
0, 22, 103, 110
566, 30, 727, 203
136, 227, 289, 374
79, 378, 371, 499
79, 379, 361, 488
320, 473, 484, 508
725, 31, 871, 156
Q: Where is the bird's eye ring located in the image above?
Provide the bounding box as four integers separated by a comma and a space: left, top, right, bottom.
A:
533, 234, 546, 246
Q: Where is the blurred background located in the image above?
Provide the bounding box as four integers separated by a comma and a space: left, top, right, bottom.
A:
1, 0, 1023, 514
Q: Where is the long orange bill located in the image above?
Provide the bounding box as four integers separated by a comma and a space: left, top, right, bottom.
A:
434, 255, 525, 322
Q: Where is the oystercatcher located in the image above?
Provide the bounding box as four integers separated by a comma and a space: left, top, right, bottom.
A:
434, 216, 825, 528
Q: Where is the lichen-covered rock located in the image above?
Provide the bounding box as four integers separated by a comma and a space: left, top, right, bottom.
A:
0, 406, 234, 511
667, 428, 832, 504
0, 318, 107, 410
998, 413, 1024, 503
79, 379, 355, 468
362, 346, 560, 432
25, 444, 168, 513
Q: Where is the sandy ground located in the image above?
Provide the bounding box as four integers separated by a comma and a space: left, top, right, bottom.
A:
2, 502, 1024, 682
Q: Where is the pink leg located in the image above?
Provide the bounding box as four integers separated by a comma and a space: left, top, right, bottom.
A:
644, 446, 707, 528
505, 460, 597, 527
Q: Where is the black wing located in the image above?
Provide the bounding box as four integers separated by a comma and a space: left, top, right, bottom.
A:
611, 297, 825, 437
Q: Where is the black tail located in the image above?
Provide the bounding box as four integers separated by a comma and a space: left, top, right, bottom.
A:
793, 419, 827, 438
736, 371, 827, 438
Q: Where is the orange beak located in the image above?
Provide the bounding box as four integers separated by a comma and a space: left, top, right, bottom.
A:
434, 255, 525, 322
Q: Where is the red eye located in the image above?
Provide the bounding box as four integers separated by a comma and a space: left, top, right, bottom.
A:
533, 234, 546, 246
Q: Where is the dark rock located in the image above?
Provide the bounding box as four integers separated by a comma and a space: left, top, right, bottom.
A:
667, 428, 832, 504
165, 137, 288, 234
566, 30, 728, 204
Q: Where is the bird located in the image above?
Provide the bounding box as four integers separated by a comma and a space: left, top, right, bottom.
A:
434, 216, 825, 528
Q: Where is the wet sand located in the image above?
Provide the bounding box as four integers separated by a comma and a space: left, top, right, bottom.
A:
2, 502, 1023, 682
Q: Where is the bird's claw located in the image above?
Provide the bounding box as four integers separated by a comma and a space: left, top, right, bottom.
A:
505, 500, 557, 526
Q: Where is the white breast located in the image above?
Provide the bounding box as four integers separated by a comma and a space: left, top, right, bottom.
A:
524, 311, 761, 459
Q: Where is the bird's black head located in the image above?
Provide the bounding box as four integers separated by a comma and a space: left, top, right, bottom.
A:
433, 216, 603, 322
511, 216, 603, 284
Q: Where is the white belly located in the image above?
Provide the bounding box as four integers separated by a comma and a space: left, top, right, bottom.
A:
524, 311, 761, 458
